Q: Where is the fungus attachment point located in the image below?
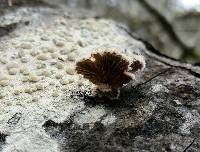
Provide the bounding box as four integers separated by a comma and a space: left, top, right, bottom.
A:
76, 49, 145, 99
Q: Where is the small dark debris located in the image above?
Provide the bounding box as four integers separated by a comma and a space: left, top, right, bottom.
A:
7, 112, 22, 125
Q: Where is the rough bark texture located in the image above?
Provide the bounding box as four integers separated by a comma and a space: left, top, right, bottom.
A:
0, 2, 199, 152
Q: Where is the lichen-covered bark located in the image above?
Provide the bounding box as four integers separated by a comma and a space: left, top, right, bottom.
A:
0, 3, 199, 152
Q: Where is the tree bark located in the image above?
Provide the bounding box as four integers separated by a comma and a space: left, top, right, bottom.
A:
0, 2, 199, 152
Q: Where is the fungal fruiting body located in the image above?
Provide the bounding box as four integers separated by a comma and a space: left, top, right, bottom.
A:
76, 48, 145, 99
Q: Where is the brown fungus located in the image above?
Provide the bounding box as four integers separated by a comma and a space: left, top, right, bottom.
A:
76, 50, 145, 99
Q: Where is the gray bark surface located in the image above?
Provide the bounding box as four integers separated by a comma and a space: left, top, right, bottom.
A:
0, 2, 199, 152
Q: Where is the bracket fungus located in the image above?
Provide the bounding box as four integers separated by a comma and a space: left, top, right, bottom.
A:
76, 49, 145, 99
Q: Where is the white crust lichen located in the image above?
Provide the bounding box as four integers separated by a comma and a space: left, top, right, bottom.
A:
0, 8, 146, 152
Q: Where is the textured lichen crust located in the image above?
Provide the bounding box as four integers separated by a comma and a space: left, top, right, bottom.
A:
0, 7, 145, 152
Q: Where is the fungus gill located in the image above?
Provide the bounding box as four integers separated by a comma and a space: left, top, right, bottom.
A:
76, 49, 145, 99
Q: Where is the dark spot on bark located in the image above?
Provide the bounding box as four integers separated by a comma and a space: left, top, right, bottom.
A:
0, 132, 8, 150
0, 133, 7, 143
0, 23, 17, 37
24, 21, 30, 25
